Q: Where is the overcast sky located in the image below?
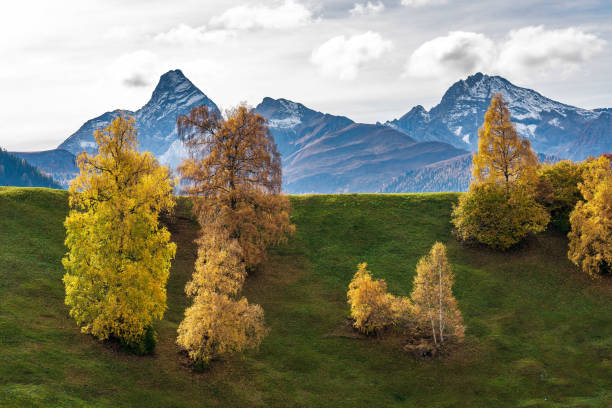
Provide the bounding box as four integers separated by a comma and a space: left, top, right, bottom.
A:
1, 0, 611, 151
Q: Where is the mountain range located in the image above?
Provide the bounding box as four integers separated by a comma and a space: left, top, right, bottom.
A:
10, 70, 612, 192
383, 72, 610, 161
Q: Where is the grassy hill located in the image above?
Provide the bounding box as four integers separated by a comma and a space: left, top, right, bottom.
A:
2, 187, 612, 407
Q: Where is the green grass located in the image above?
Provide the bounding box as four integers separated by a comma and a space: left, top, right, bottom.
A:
2, 187, 612, 407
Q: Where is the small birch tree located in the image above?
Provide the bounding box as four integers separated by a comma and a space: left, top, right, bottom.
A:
410, 242, 464, 346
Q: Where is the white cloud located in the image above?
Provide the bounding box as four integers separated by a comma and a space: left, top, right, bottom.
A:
311, 31, 393, 80
210, 0, 314, 30
405, 26, 606, 81
401, 0, 447, 7
154, 24, 234, 44
498, 26, 606, 78
405, 31, 495, 78
350, 1, 385, 16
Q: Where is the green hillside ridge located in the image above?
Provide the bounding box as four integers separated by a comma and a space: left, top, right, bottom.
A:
2, 187, 612, 407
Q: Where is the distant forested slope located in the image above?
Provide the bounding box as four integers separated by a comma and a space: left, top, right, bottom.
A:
379, 153, 559, 193
0, 149, 62, 188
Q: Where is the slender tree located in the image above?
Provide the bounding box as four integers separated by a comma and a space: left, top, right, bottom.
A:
177, 105, 294, 268
62, 115, 176, 351
410, 243, 464, 346
568, 155, 612, 277
452, 94, 548, 249
472, 93, 539, 194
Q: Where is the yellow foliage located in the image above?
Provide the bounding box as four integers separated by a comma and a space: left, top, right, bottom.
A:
62, 115, 176, 345
452, 181, 549, 250
472, 93, 539, 191
186, 224, 246, 297
453, 94, 548, 249
176, 291, 267, 365
411, 243, 464, 345
177, 219, 267, 365
568, 156, 612, 277
347, 263, 410, 334
178, 105, 294, 268
536, 160, 585, 232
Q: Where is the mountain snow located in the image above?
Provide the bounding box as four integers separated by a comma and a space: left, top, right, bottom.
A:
384, 72, 610, 160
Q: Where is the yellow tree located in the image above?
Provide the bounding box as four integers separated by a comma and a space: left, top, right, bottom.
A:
452, 94, 548, 249
178, 105, 294, 268
347, 263, 397, 335
176, 291, 267, 367
410, 243, 464, 346
472, 93, 539, 193
176, 221, 267, 367
62, 115, 176, 351
568, 156, 612, 277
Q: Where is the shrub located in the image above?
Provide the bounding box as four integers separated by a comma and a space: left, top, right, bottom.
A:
176, 292, 267, 366
121, 326, 157, 356
537, 160, 585, 232
347, 263, 396, 335
452, 182, 549, 250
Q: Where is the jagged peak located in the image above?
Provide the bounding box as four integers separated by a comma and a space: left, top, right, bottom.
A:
149, 69, 200, 101
157, 69, 189, 86
257, 97, 315, 118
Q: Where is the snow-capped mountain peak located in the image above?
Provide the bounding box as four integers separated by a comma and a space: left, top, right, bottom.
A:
385, 72, 609, 159
58, 69, 219, 167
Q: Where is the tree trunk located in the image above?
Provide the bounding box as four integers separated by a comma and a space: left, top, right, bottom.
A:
439, 264, 444, 344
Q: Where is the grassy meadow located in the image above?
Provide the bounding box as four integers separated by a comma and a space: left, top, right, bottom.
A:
1, 187, 612, 406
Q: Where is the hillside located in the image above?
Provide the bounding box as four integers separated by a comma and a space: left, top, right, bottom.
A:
11, 149, 78, 188
0, 150, 61, 188
2, 189, 612, 406
379, 152, 560, 193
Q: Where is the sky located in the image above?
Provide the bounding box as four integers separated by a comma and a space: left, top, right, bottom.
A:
1, 0, 611, 151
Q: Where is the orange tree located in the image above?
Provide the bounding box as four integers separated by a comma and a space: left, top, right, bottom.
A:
177, 105, 294, 268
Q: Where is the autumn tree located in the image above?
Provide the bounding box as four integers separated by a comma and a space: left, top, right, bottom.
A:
452, 94, 549, 249
178, 105, 294, 268
62, 115, 176, 352
347, 263, 413, 335
568, 155, 612, 277
176, 221, 267, 367
347, 263, 395, 335
537, 160, 585, 232
177, 291, 267, 368
472, 93, 539, 192
410, 242, 464, 346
